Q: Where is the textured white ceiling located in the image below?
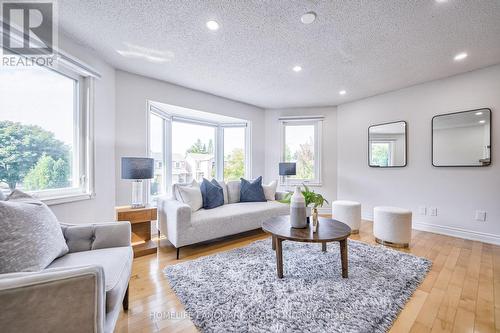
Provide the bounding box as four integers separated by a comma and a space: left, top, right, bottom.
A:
58, 0, 500, 108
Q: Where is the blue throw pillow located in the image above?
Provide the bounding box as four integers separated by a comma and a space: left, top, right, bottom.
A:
200, 178, 224, 209
240, 176, 266, 202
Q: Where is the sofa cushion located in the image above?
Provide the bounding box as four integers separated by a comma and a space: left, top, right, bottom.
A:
262, 180, 277, 201
200, 178, 224, 209
0, 190, 69, 273
240, 176, 266, 202
226, 181, 241, 204
47, 246, 133, 313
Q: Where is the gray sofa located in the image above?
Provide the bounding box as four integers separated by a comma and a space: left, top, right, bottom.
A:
158, 188, 289, 259
0, 222, 132, 333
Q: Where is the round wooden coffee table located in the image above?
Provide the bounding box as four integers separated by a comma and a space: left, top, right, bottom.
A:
262, 215, 351, 279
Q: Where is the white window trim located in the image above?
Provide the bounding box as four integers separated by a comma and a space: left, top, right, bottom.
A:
147, 103, 250, 201
279, 118, 323, 187
1, 29, 100, 205
3, 64, 98, 206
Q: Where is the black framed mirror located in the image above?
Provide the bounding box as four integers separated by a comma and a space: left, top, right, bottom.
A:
432, 108, 491, 167
368, 121, 407, 168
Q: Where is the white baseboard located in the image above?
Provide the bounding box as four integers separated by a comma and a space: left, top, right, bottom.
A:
412, 222, 500, 246
362, 214, 500, 246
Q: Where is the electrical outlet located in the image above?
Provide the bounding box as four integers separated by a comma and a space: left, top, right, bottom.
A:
418, 206, 427, 215
475, 211, 487, 221
429, 207, 437, 216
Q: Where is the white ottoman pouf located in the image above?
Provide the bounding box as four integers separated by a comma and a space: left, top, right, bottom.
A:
332, 200, 361, 234
373, 206, 412, 248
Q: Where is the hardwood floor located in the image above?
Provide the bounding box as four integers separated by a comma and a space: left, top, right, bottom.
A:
115, 220, 500, 333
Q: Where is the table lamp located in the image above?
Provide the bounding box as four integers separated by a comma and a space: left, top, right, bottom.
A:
279, 162, 296, 183
121, 157, 154, 209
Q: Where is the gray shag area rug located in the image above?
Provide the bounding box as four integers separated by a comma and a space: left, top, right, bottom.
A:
164, 239, 431, 333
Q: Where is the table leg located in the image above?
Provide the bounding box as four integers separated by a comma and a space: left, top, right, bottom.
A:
272, 235, 276, 251
340, 239, 348, 278
275, 237, 284, 278
322, 242, 327, 252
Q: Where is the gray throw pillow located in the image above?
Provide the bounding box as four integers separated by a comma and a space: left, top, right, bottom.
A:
199, 178, 224, 209
0, 190, 69, 273
240, 176, 267, 202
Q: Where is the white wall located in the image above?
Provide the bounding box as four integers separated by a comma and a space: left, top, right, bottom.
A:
115, 71, 265, 206
264, 107, 338, 211
50, 34, 116, 223
337, 64, 500, 244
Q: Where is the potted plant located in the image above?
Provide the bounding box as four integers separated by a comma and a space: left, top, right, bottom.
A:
279, 184, 328, 222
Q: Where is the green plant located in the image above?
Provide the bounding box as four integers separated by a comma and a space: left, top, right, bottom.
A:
279, 184, 328, 209
0, 120, 70, 190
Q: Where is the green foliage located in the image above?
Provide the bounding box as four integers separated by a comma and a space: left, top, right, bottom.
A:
284, 137, 314, 180
23, 154, 70, 190
207, 139, 214, 154
0, 121, 70, 190
224, 148, 244, 181
187, 138, 214, 154
279, 183, 328, 208
370, 143, 389, 166
296, 140, 314, 179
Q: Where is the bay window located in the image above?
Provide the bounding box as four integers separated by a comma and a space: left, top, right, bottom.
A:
148, 104, 250, 202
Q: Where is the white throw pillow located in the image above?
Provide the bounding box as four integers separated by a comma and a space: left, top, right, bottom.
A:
176, 182, 203, 212
172, 180, 198, 201
262, 180, 278, 201
226, 181, 241, 204
0, 190, 69, 273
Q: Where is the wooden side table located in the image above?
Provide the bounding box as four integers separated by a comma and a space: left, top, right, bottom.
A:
115, 206, 158, 258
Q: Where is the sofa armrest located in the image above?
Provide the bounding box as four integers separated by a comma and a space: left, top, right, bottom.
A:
0, 266, 105, 333
61, 222, 131, 253
157, 196, 192, 248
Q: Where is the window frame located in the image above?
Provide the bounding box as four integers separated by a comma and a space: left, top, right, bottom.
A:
1, 63, 96, 205
280, 118, 322, 186
147, 104, 250, 202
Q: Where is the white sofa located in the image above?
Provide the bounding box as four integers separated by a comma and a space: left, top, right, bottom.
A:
157, 181, 289, 259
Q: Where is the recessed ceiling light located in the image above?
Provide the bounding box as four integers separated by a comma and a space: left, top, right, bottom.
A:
292, 65, 302, 72
475, 111, 483, 116
301, 12, 317, 24
339, 90, 347, 95
479, 120, 486, 124
206, 20, 220, 31
435, 0, 448, 3
454, 52, 468, 61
